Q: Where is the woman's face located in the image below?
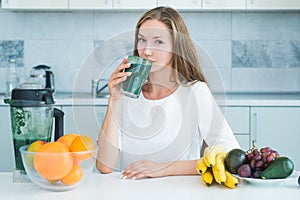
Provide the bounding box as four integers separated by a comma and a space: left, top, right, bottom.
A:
137, 19, 173, 72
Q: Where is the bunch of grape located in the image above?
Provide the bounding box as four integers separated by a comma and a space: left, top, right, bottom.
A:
243, 147, 280, 178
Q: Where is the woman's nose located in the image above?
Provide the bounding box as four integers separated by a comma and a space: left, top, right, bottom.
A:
143, 43, 153, 57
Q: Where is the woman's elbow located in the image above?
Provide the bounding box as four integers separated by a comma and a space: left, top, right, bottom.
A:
96, 161, 114, 174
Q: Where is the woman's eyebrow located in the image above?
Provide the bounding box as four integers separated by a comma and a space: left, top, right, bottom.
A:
138, 33, 164, 39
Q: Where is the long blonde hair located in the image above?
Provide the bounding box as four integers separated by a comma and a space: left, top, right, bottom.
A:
133, 6, 208, 85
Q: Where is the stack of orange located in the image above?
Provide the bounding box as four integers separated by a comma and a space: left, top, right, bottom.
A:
30, 134, 96, 186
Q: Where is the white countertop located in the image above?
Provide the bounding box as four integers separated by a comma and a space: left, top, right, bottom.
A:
43, 92, 300, 106
0, 172, 299, 200
1, 92, 300, 106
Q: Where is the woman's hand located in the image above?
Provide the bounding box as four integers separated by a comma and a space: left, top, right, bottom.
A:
108, 57, 131, 101
121, 160, 170, 180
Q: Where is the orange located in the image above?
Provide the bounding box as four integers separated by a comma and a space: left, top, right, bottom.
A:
27, 140, 46, 152
57, 133, 79, 149
70, 135, 95, 162
26, 140, 46, 169
34, 142, 73, 181
61, 163, 83, 185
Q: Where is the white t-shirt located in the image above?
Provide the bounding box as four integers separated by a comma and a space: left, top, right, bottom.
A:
117, 81, 240, 169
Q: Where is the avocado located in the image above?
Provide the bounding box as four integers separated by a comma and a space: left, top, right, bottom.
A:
225, 149, 247, 174
261, 157, 294, 179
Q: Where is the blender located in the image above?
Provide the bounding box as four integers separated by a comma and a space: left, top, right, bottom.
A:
4, 88, 64, 183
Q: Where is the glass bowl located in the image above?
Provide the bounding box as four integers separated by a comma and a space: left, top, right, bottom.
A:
20, 145, 96, 191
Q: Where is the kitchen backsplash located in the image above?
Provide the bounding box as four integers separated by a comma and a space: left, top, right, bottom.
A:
232, 41, 300, 68
0, 9, 299, 93
0, 40, 24, 67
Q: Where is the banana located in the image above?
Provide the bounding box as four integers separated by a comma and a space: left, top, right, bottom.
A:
196, 157, 207, 174
224, 170, 239, 189
212, 152, 227, 185
203, 146, 226, 167
201, 168, 214, 186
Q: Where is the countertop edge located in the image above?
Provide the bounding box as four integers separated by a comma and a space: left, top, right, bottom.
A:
1, 93, 300, 106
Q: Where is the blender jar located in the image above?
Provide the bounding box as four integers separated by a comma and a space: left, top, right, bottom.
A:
4, 88, 64, 183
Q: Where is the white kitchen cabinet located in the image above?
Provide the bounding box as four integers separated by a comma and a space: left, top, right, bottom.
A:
62, 105, 107, 142
202, 0, 246, 10
223, 106, 250, 134
247, 0, 300, 10
157, 0, 201, 9
2, 0, 300, 10
113, 0, 157, 9
234, 135, 250, 151
69, 0, 113, 9
1, 0, 68, 10
0, 106, 15, 172
222, 106, 250, 150
251, 107, 300, 170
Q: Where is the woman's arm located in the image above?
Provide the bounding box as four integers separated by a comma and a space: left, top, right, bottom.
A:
194, 82, 240, 151
96, 58, 131, 174
96, 98, 121, 174
121, 160, 198, 180
165, 160, 198, 176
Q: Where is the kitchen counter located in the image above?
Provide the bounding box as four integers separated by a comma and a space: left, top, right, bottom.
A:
0, 172, 299, 200
49, 92, 300, 106
1, 92, 300, 106
222, 92, 300, 106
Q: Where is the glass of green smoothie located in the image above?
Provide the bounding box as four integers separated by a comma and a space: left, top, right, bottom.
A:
120, 56, 152, 99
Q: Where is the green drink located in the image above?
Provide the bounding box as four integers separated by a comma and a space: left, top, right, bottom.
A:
13, 136, 51, 171
121, 56, 152, 98
4, 88, 64, 183
10, 106, 53, 171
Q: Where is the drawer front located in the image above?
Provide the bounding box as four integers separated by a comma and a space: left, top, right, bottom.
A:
62, 105, 107, 142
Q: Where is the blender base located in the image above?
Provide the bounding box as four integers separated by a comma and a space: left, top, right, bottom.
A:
13, 170, 31, 183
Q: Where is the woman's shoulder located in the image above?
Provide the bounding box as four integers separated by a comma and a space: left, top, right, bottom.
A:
188, 81, 210, 91
184, 81, 213, 100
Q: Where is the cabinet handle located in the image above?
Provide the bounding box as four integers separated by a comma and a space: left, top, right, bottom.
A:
253, 112, 258, 142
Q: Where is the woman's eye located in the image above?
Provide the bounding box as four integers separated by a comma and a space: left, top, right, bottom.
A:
137, 38, 146, 43
155, 40, 163, 45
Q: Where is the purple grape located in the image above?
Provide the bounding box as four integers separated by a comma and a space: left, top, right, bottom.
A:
250, 159, 256, 169
253, 149, 260, 156
260, 147, 271, 153
255, 160, 264, 169
238, 164, 252, 178
262, 154, 267, 163
273, 151, 280, 158
254, 154, 262, 161
252, 170, 263, 179
262, 150, 271, 157
267, 154, 275, 164
246, 153, 254, 161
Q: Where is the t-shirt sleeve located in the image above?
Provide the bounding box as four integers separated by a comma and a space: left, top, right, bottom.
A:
193, 82, 240, 151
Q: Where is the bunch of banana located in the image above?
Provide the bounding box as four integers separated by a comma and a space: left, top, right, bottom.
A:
196, 146, 239, 189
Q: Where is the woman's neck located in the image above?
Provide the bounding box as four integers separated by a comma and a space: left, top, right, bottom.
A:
143, 68, 179, 100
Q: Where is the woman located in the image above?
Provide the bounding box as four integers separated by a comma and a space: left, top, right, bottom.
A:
96, 6, 240, 179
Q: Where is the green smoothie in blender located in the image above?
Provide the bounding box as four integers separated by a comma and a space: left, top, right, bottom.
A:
4, 88, 64, 183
